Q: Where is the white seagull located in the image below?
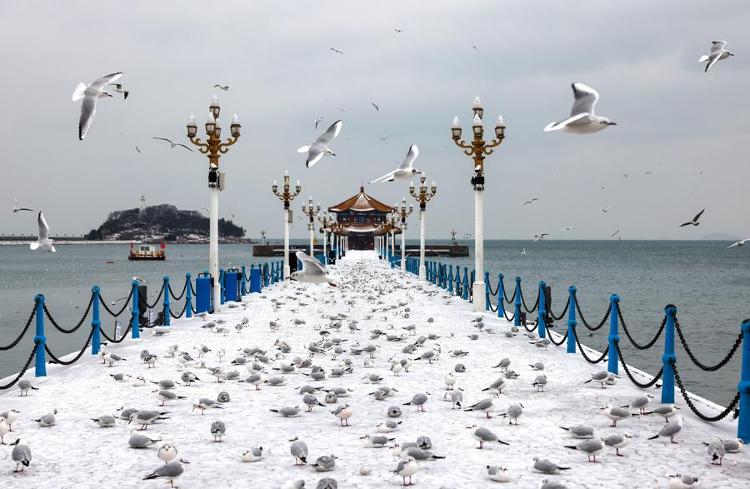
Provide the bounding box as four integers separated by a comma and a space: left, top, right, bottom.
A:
544, 83, 616, 134
522, 198, 539, 206
30, 211, 55, 253
370, 145, 421, 183
298, 120, 342, 168
73, 72, 124, 140
12, 198, 34, 213
600, 203, 613, 214
290, 251, 336, 286
727, 239, 750, 248
699, 40, 734, 72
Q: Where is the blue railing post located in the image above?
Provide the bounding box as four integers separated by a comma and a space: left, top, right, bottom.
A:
131, 280, 140, 339
738, 319, 750, 443
241, 265, 247, 296
566, 286, 577, 354
661, 304, 677, 404
462, 267, 469, 300
163, 276, 171, 326
91, 286, 101, 355
185, 273, 192, 318
513, 277, 522, 326
448, 266, 454, 293
219, 269, 225, 304
484, 272, 491, 312
607, 294, 620, 374
538, 281, 547, 338
497, 274, 506, 319
34, 294, 47, 377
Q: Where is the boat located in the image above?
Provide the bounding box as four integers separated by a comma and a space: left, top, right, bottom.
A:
128, 243, 166, 261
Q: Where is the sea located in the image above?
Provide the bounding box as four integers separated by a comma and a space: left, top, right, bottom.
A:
1, 239, 747, 407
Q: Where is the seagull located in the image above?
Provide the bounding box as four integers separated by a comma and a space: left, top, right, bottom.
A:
10, 439, 31, 472
30, 211, 55, 253
561, 226, 573, 232
314, 117, 323, 129
12, 198, 34, 213
370, 145, 421, 183
330, 48, 344, 55
533, 233, 548, 242
680, 209, 705, 227
394, 456, 417, 486
143, 459, 189, 487
371, 102, 380, 111
610, 229, 621, 238
727, 239, 750, 248
72, 72, 124, 140
521, 248, 526, 256
522, 198, 539, 206
699, 40, 734, 72
213, 84, 230, 91
290, 251, 336, 286
152, 137, 194, 152
297, 120, 342, 168
394, 28, 403, 33
135, 145, 141, 154
600, 203, 613, 213
544, 82, 616, 134
668, 474, 699, 489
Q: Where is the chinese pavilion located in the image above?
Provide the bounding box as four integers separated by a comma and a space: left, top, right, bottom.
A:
328, 186, 397, 250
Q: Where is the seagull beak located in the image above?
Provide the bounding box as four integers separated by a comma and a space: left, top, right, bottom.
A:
607, 121, 617, 126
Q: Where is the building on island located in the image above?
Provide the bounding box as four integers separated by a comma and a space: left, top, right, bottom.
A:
328, 186, 397, 250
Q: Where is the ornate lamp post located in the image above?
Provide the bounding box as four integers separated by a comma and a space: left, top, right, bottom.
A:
451, 96, 506, 311
186, 95, 241, 312
394, 198, 414, 271
387, 214, 399, 262
318, 212, 334, 264
409, 174, 437, 279
272, 171, 302, 279
301, 198, 321, 256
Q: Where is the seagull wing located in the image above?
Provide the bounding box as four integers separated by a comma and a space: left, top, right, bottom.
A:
544, 112, 590, 132
175, 143, 194, 152
570, 82, 599, 116
693, 208, 705, 222
296, 251, 326, 275
79, 94, 98, 140
305, 146, 325, 168
316, 120, 343, 145
152, 137, 174, 144
38, 211, 50, 240
710, 40, 727, 55
398, 144, 419, 170
706, 54, 722, 72
727, 242, 739, 248
370, 171, 396, 184
90, 72, 123, 91
679, 221, 693, 227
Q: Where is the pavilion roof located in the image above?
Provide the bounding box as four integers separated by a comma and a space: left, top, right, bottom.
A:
328, 186, 393, 213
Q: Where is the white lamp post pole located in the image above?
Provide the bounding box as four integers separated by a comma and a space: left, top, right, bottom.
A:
272, 171, 301, 279
301, 197, 320, 257
410, 175, 437, 280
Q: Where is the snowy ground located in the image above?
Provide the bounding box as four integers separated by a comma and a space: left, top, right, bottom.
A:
1, 251, 748, 488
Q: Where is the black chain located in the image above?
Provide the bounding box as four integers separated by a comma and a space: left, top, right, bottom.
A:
100, 288, 133, 317
189, 280, 197, 296
170, 300, 188, 319
574, 333, 609, 363
549, 299, 570, 321
503, 287, 517, 305
43, 294, 94, 334
523, 321, 538, 332
619, 310, 666, 350
503, 309, 515, 322
547, 330, 569, 346
675, 321, 742, 372
190, 302, 197, 314
100, 320, 133, 343
0, 306, 36, 351
487, 279, 499, 297
0, 347, 36, 390
168, 280, 188, 301
574, 297, 611, 331
672, 361, 740, 422
488, 301, 498, 313
139, 283, 165, 309
45, 329, 94, 366
615, 342, 663, 388
520, 288, 539, 313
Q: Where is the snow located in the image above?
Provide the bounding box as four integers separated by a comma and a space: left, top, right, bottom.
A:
1, 251, 748, 488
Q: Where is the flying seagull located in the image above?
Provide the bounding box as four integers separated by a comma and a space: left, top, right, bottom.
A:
522, 198, 539, 206
30, 211, 55, 253
297, 120, 342, 168
290, 251, 336, 286
135, 145, 142, 154
610, 229, 621, 238
534, 233, 548, 242
153, 137, 194, 152
521, 248, 526, 256
680, 209, 705, 227
330, 48, 344, 55
12, 198, 34, 213
727, 239, 750, 248
73, 72, 124, 140
394, 28, 403, 33
699, 40, 734, 73
213, 84, 230, 91
371, 102, 380, 111
561, 226, 573, 232
314, 117, 323, 129
370, 145, 420, 183
544, 83, 616, 134
600, 203, 613, 214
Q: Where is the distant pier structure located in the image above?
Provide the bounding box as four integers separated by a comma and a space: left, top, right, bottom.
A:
253, 186, 468, 257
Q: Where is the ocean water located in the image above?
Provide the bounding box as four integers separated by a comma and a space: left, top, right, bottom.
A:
1, 239, 748, 407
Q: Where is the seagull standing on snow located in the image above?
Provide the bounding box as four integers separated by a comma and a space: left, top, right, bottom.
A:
30, 211, 55, 252
544, 83, 616, 134
298, 120, 342, 168
679, 209, 705, 227
290, 251, 336, 286
370, 145, 421, 183
699, 40, 734, 72
72, 72, 124, 140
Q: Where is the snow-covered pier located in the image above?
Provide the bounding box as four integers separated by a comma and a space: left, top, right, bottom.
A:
1, 252, 747, 488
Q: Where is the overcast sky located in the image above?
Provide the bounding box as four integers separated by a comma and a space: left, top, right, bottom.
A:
1, 1, 748, 240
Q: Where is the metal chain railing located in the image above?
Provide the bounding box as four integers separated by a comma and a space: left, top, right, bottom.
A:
547, 329, 569, 346
549, 300, 570, 321
139, 283, 165, 310
520, 288, 539, 313
619, 310, 666, 350
100, 320, 133, 343
100, 288, 133, 317
487, 280, 499, 297
168, 280, 188, 301
0, 307, 36, 351
170, 301, 188, 319
0, 347, 36, 390
615, 342, 663, 388
574, 333, 609, 363
503, 287, 516, 304
574, 297, 611, 331
672, 361, 740, 422
503, 309, 515, 322
43, 295, 94, 334
675, 322, 743, 372
45, 329, 94, 366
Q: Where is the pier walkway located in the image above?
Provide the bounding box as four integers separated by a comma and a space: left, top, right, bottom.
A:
0, 251, 747, 488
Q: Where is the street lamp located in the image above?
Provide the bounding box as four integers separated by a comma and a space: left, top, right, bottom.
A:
451, 96, 506, 311
318, 212, 334, 264
409, 174, 437, 279
301, 197, 320, 256
271, 170, 302, 279
395, 198, 414, 271
186, 95, 241, 312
